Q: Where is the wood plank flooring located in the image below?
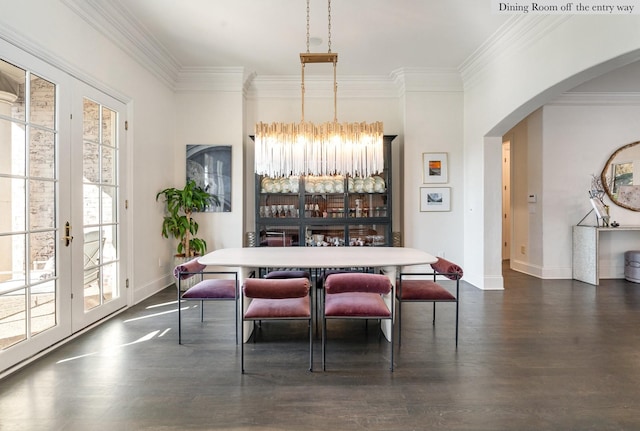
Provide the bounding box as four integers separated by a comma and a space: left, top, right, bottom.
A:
2, 266, 640, 430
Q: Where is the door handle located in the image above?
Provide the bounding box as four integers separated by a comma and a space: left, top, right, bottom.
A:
64, 221, 74, 246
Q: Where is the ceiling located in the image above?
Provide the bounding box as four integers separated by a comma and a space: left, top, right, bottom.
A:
102, 0, 510, 77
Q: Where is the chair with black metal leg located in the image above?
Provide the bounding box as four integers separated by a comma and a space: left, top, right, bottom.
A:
396, 257, 463, 347
174, 259, 239, 345
241, 276, 313, 373
322, 272, 394, 371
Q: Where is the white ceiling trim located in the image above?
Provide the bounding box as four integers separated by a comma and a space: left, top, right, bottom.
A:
460, 15, 571, 90
550, 92, 640, 105
175, 67, 247, 93
62, 0, 180, 89
0, 18, 131, 104
246, 74, 401, 100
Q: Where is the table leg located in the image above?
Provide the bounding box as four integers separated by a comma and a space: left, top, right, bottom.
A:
379, 266, 396, 342
236, 266, 256, 343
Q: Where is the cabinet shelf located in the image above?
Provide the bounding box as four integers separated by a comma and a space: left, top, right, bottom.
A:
254, 135, 395, 247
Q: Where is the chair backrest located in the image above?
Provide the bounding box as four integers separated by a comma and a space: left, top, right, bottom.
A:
325, 273, 391, 295
243, 277, 310, 299
430, 258, 463, 280
173, 258, 206, 280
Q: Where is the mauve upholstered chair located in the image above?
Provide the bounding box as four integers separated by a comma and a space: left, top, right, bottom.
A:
396, 257, 463, 347
241, 277, 313, 373
322, 272, 394, 371
174, 259, 238, 345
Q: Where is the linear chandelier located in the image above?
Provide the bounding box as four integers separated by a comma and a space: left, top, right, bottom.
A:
254, 0, 384, 179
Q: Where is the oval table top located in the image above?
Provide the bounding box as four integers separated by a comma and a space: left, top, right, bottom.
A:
198, 246, 437, 269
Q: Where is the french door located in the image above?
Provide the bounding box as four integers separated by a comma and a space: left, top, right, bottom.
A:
69, 84, 127, 332
0, 41, 128, 373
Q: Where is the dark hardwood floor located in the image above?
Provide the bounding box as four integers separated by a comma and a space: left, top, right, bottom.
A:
2, 265, 640, 430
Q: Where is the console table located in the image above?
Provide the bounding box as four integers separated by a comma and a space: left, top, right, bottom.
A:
572, 225, 640, 285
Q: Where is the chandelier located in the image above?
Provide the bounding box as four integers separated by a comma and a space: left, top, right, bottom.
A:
254, 0, 384, 179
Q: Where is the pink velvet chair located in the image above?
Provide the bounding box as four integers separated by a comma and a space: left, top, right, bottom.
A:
241, 277, 313, 373
396, 257, 463, 347
174, 259, 238, 345
322, 272, 394, 371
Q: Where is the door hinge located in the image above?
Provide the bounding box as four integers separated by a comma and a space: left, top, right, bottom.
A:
126, 278, 129, 288
71, 292, 74, 299
125, 199, 128, 209
125, 120, 128, 130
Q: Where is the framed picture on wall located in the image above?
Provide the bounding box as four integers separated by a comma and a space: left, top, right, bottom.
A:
422, 152, 448, 183
186, 145, 232, 212
420, 187, 451, 212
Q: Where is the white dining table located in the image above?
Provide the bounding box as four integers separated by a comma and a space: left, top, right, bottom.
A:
198, 246, 438, 342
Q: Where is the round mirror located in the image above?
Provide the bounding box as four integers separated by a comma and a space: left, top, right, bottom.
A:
600, 140, 640, 211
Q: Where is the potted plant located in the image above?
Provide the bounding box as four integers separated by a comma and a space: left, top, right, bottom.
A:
156, 180, 219, 258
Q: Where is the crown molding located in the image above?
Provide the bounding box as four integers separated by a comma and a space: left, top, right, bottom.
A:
175, 67, 248, 93
549, 92, 640, 105
245, 74, 400, 99
62, 0, 180, 89
0, 20, 131, 103
459, 15, 571, 90
391, 67, 463, 95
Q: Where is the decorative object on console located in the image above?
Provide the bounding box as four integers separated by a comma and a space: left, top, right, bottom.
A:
254, 0, 383, 179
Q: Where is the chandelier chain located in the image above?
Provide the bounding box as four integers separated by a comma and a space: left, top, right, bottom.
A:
327, 0, 332, 53
306, 0, 310, 53
254, 0, 384, 179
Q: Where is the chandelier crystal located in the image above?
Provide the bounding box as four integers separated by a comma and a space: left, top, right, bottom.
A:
254, 0, 383, 179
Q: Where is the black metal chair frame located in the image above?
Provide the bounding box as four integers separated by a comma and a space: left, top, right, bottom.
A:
396, 268, 460, 347
177, 270, 239, 345
321, 273, 394, 371
241, 278, 314, 373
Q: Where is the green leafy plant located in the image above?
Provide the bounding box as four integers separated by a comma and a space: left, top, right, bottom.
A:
156, 180, 219, 257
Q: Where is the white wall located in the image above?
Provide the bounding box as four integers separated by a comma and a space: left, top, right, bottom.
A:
0, 1, 177, 303
543, 101, 640, 278
463, 15, 640, 289
402, 87, 464, 266
506, 108, 543, 276
174, 79, 246, 252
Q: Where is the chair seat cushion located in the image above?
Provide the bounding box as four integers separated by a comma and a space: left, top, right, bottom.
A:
398, 280, 456, 301
324, 292, 391, 318
182, 279, 236, 299
245, 296, 311, 319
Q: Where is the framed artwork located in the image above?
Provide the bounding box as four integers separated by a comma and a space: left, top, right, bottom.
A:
420, 187, 451, 212
422, 152, 448, 183
186, 145, 232, 212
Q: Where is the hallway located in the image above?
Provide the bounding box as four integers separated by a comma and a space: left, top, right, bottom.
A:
1, 269, 640, 430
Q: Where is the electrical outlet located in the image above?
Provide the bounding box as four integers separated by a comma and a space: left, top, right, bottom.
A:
520, 245, 526, 254
158, 258, 162, 267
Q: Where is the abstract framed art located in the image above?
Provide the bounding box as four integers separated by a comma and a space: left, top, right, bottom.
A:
420, 187, 451, 212
186, 145, 232, 212
422, 152, 448, 184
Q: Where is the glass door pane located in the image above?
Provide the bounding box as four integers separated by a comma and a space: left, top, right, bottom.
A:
0, 60, 59, 350
81, 99, 119, 312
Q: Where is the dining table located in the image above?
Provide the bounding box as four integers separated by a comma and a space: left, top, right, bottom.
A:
198, 246, 438, 342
